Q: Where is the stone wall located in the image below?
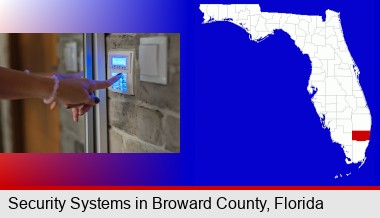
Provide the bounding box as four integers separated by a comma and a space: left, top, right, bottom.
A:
106, 33, 180, 152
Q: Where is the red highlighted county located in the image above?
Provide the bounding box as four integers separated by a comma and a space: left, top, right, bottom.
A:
352, 131, 371, 141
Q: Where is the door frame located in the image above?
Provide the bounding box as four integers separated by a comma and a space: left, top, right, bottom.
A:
84, 33, 108, 153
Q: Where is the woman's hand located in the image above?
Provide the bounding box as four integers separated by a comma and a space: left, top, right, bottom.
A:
33, 72, 122, 122
33, 72, 83, 111
0, 67, 121, 122
33, 72, 121, 122
55, 74, 122, 122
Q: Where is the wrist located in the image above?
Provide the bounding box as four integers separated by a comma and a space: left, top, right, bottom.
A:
29, 75, 56, 100
43, 75, 60, 104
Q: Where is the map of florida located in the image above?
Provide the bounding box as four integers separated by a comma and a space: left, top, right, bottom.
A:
200, 4, 372, 165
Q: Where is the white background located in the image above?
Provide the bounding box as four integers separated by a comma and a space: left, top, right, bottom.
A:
0, 190, 379, 217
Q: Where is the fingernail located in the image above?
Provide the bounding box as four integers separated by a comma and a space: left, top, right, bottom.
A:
95, 97, 100, 104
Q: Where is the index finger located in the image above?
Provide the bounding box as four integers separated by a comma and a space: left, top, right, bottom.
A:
92, 73, 122, 90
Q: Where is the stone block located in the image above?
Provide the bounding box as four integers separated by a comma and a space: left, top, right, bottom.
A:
163, 115, 180, 152
108, 99, 137, 135
109, 127, 124, 153
168, 34, 180, 66
136, 106, 163, 145
109, 127, 167, 153
137, 72, 180, 112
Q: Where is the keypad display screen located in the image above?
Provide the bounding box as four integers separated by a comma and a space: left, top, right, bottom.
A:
112, 57, 127, 67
